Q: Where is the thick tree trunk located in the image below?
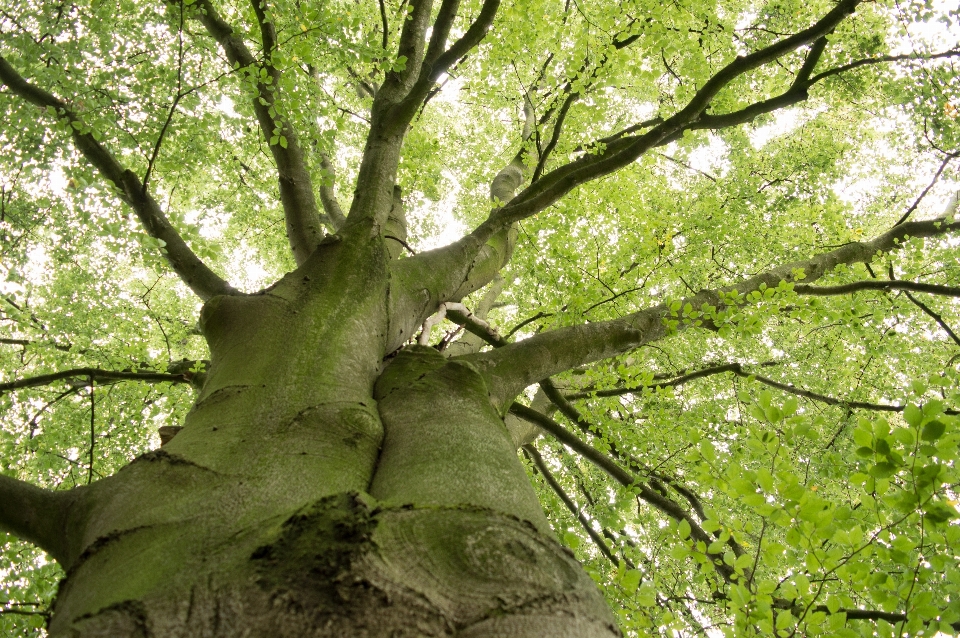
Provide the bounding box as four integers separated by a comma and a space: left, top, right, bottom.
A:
45, 227, 620, 637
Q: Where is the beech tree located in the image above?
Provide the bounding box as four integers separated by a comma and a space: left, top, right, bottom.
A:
1, 0, 960, 635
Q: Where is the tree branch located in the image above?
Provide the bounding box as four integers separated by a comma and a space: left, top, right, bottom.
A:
523, 444, 622, 567
894, 155, 955, 226
384, 0, 502, 130
794, 280, 960, 297
193, 0, 324, 263
903, 291, 960, 347
376, 0, 436, 104
442, 275, 506, 356
539, 378, 749, 559
465, 218, 960, 406
474, 0, 861, 229
386, 223, 516, 350
378, 0, 389, 52
444, 302, 507, 346
509, 402, 739, 583
566, 362, 749, 400
318, 153, 346, 230
529, 29, 646, 184
0, 55, 235, 301
0, 474, 72, 564
808, 48, 960, 86
572, 360, 960, 415
0, 368, 191, 394
466, 17, 960, 248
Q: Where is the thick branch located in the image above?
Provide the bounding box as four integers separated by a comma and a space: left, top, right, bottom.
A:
466, 14, 958, 245
466, 218, 960, 406
376, 0, 436, 103
0, 474, 72, 563
388, 0, 502, 128
194, 0, 323, 263
0, 56, 235, 301
386, 222, 515, 351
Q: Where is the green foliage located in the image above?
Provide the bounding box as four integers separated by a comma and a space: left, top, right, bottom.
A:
2, 0, 960, 634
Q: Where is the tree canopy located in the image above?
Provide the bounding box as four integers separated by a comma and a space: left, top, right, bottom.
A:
1, 0, 960, 635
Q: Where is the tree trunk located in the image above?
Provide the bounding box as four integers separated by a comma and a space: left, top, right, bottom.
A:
46, 228, 620, 637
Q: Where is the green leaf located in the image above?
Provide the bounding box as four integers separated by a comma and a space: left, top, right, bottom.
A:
620, 569, 641, 594
869, 462, 898, 478
904, 404, 923, 427
924, 502, 960, 524
782, 397, 799, 418
920, 420, 946, 441
874, 438, 891, 456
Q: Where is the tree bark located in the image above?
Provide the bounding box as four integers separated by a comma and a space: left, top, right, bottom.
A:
34, 223, 619, 637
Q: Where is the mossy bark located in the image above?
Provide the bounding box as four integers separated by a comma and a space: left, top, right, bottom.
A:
44, 223, 621, 637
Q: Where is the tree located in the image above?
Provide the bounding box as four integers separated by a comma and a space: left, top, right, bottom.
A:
0, 0, 959, 634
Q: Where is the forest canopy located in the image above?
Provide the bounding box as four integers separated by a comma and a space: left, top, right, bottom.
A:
1, 0, 960, 635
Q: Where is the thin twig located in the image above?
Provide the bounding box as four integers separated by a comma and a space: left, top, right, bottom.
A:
87, 378, 95, 484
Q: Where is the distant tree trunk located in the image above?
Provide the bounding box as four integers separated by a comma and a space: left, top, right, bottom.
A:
46, 226, 620, 637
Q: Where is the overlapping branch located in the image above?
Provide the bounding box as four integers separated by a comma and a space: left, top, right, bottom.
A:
510, 402, 740, 584
523, 444, 622, 567
192, 0, 324, 262
577, 361, 959, 414
0, 56, 235, 301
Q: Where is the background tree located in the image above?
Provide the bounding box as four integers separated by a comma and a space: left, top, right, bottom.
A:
1, 0, 959, 635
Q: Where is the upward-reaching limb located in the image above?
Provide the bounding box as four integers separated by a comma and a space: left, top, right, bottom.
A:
0, 56, 235, 301
386, 90, 534, 349
192, 0, 325, 263
345, 0, 503, 228
463, 218, 960, 408
318, 153, 347, 231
